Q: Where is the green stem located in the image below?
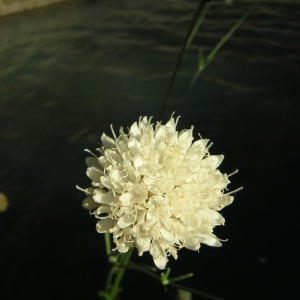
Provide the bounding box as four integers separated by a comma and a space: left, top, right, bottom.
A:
104, 267, 116, 294
127, 263, 223, 300
186, 1, 211, 51
104, 232, 112, 256
188, 0, 260, 93
168, 272, 193, 284
127, 263, 161, 281
206, 0, 259, 63
159, 0, 211, 120
107, 247, 134, 300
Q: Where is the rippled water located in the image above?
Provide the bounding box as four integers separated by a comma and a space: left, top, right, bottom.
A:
0, 1, 299, 299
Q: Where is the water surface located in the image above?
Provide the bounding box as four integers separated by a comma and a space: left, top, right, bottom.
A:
0, 1, 299, 299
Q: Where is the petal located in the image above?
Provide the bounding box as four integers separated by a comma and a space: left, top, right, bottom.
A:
86, 166, 103, 182
117, 242, 129, 253
154, 125, 166, 142
178, 128, 193, 144
117, 213, 135, 228
100, 176, 114, 190
199, 234, 222, 247
186, 139, 209, 160
96, 218, 114, 233
184, 235, 200, 251
101, 132, 116, 149
222, 194, 234, 206
150, 243, 168, 270
201, 173, 224, 188
165, 117, 177, 131
136, 234, 151, 255
159, 228, 174, 243
93, 189, 114, 204
94, 205, 111, 217
85, 157, 101, 168
128, 137, 141, 156
204, 155, 224, 169
129, 122, 142, 140
158, 178, 174, 193
82, 196, 100, 210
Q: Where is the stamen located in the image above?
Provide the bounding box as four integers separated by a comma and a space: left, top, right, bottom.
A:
110, 124, 122, 153
110, 124, 117, 141
228, 169, 239, 177
175, 115, 181, 127
76, 185, 92, 195
96, 147, 104, 155
84, 149, 98, 158
226, 186, 243, 195
197, 132, 203, 139
207, 142, 213, 150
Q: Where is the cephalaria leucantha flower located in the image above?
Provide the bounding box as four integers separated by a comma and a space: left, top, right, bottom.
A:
77, 115, 240, 269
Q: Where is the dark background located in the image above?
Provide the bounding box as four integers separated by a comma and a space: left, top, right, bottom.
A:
0, 0, 299, 299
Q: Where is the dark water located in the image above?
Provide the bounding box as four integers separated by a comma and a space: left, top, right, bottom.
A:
0, 1, 299, 299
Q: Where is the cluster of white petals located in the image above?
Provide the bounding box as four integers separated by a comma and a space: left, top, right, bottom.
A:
79, 116, 237, 269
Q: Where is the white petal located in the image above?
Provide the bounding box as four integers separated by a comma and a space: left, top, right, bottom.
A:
86, 166, 103, 182
117, 213, 135, 228
154, 125, 166, 142
117, 242, 129, 253
222, 194, 234, 206
150, 243, 168, 270
101, 133, 116, 149
199, 234, 222, 247
100, 176, 114, 190
158, 179, 174, 193
136, 234, 151, 255
129, 122, 142, 140
128, 137, 141, 156
184, 235, 200, 250
204, 155, 224, 169
96, 218, 114, 233
94, 205, 111, 217
159, 228, 174, 243
93, 189, 114, 204
85, 157, 101, 168
178, 128, 193, 143
202, 173, 224, 188
165, 117, 177, 131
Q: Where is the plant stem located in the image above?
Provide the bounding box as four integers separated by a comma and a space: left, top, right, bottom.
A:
107, 247, 134, 300
159, 0, 211, 120
127, 263, 161, 281
188, 0, 260, 93
104, 232, 111, 256
127, 263, 223, 300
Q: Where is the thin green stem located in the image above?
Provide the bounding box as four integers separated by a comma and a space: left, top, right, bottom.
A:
188, 0, 260, 93
127, 263, 161, 281
168, 272, 193, 284
159, 0, 211, 120
161, 267, 171, 285
206, 0, 259, 63
104, 267, 116, 294
186, 1, 211, 51
104, 232, 112, 256
127, 263, 221, 300
108, 247, 134, 300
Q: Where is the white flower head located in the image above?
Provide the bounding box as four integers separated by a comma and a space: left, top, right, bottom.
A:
79, 115, 239, 269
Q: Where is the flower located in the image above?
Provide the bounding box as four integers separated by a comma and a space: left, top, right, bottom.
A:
78, 115, 239, 269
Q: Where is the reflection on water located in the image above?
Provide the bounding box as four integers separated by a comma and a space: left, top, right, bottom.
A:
0, 1, 299, 300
